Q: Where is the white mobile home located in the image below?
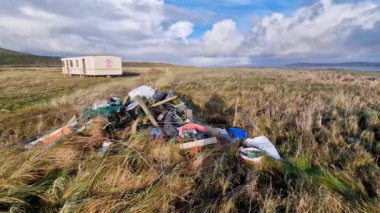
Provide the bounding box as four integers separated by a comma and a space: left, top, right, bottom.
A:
61, 56, 122, 76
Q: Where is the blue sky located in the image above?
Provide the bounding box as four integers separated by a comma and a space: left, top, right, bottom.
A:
167, 0, 314, 35
166, 0, 312, 13
0, 0, 379, 66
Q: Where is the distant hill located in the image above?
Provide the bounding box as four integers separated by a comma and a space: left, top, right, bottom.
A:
0, 47, 61, 67
0, 47, 181, 68
122, 61, 177, 67
286, 62, 380, 68
0, 47, 29, 56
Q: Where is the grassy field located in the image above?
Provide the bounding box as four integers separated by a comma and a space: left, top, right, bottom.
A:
0, 67, 379, 212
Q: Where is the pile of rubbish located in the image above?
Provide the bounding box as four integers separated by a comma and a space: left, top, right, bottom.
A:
26, 85, 282, 166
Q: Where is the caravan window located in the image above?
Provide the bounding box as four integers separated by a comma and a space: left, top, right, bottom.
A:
70, 60, 73, 67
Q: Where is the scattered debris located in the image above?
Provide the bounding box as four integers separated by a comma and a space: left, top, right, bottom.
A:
92, 99, 108, 109
134, 95, 160, 128
178, 123, 208, 139
151, 128, 162, 139
96, 141, 112, 155
128, 85, 156, 99
151, 96, 178, 107
178, 137, 218, 150
25, 116, 78, 149
240, 147, 263, 167
25, 85, 282, 167
244, 136, 281, 160
239, 136, 283, 167
229, 127, 248, 140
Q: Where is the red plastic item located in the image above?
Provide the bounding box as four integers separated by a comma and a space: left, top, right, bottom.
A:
179, 123, 207, 138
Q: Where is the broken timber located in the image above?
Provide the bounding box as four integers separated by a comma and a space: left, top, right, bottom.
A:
177, 137, 218, 149
151, 96, 178, 107
25, 116, 78, 149
134, 95, 161, 129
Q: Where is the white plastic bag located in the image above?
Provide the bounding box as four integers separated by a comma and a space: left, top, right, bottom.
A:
128, 85, 156, 99
92, 100, 108, 109
245, 136, 281, 160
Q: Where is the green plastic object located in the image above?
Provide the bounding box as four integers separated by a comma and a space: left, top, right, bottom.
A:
80, 106, 124, 120
247, 150, 261, 158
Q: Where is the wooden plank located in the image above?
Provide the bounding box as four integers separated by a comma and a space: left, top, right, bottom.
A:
25, 125, 73, 149
42, 126, 72, 145
67, 116, 77, 125
151, 96, 178, 107
25, 117, 78, 149
122, 96, 129, 106
134, 95, 160, 128
232, 97, 239, 127
76, 120, 93, 133
178, 137, 218, 149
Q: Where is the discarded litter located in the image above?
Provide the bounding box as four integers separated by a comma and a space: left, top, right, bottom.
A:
25, 85, 282, 168
92, 100, 108, 109
178, 137, 217, 150
151, 128, 162, 139
228, 127, 248, 140
238, 136, 282, 167
240, 147, 263, 166
178, 123, 208, 140
108, 97, 122, 106
244, 136, 281, 160
96, 141, 112, 154
25, 116, 78, 149
128, 85, 156, 99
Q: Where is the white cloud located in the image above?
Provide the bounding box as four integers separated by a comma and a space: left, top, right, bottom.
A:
0, 6, 71, 36
202, 19, 244, 56
189, 56, 250, 66
89, 0, 165, 35
321, 0, 333, 8
0, 6, 79, 53
165, 21, 194, 40
0, 0, 167, 55
246, 0, 380, 59
0, 0, 379, 65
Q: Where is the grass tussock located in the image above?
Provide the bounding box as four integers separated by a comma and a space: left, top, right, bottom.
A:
0, 67, 379, 212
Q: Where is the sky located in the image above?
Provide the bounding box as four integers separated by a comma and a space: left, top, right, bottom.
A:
0, 0, 379, 66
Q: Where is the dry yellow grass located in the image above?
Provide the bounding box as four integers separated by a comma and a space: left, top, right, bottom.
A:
0, 66, 379, 212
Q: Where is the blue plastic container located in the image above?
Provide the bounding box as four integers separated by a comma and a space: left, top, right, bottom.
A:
151, 128, 162, 139
228, 127, 248, 140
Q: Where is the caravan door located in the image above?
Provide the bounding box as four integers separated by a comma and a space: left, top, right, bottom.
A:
82, 58, 86, 75
65, 60, 70, 75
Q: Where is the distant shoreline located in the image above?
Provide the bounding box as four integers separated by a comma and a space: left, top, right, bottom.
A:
281, 66, 380, 72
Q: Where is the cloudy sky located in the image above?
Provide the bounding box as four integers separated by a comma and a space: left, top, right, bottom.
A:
0, 0, 379, 66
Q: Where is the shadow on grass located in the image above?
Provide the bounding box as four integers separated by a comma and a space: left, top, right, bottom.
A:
63, 72, 140, 78
179, 93, 234, 128
121, 72, 140, 77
